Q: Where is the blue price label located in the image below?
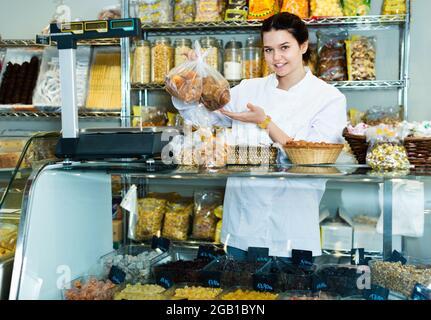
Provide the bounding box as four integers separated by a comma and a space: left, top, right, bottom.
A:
256, 283, 273, 291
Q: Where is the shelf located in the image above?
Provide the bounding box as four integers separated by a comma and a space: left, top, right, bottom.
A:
132, 80, 405, 91
0, 110, 122, 119
141, 15, 406, 34
0, 38, 120, 47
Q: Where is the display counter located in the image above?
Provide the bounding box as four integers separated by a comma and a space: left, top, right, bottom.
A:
6, 160, 431, 300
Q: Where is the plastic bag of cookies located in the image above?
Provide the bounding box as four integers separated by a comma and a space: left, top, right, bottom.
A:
165, 40, 230, 111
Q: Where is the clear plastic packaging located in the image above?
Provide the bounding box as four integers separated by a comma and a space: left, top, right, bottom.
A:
346, 35, 376, 81
132, 40, 151, 84
165, 40, 230, 111
85, 47, 121, 110
364, 106, 401, 126
98, 5, 122, 20
0, 48, 43, 105
162, 199, 193, 241
280, 0, 310, 18
365, 124, 410, 171
192, 190, 223, 241
137, 0, 173, 24
248, 0, 279, 20
342, 0, 371, 16
224, 0, 248, 21
317, 31, 348, 81
195, 0, 223, 22
133, 194, 168, 240
33, 46, 91, 108
310, 0, 344, 17
151, 37, 174, 84
174, 0, 194, 22
382, 0, 406, 15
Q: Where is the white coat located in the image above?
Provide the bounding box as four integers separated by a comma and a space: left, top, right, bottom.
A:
173, 70, 347, 257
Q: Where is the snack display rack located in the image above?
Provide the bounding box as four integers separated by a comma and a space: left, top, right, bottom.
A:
0, 0, 411, 120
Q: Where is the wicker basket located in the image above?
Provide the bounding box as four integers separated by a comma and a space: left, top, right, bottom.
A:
227, 145, 278, 165
343, 128, 431, 167
283, 143, 344, 165
287, 166, 341, 174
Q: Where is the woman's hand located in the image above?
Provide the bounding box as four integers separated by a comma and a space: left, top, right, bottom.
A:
220, 103, 267, 124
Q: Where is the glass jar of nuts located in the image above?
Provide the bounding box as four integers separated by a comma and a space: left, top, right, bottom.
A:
199, 36, 220, 72
132, 40, 151, 84
151, 37, 174, 84
174, 38, 192, 67
242, 37, 262, 79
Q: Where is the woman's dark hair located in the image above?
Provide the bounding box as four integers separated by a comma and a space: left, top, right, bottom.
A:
261, 12, 310, 63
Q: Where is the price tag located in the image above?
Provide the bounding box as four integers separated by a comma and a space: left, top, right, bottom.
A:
253, 274, 276, 292
197, 245, 224, 261
151, 235, 170, 252
387, 250, 407, 265
363, 285, 389, 300
108, 266, 126, 284
411, 284, 431, 300
292, 249, 313, 267
248, 247, 270, 263
351, 248, 367, 266
312, 274, 328, 291
156, 270, 174, 289
200, 270, 222, 288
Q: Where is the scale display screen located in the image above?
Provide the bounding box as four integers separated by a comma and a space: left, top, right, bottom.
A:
61, 22, 84, 34
84, 21, 108, 32
110, 19, 135, 31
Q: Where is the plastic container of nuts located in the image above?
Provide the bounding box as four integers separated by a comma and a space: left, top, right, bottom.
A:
369, 258, 431, 298
100, 244, 169, 284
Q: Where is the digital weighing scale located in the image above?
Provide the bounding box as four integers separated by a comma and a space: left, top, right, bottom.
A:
41, 18, 166, 160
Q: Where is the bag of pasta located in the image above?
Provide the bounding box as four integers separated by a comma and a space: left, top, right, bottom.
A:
165, 40, 230, 111
195, 0, 224, 22
317, 30, 348, 81
134, 194, 168, 240
382, 0, 406, 15
280, 0, 309, 19
248, 0, 279, 20
192, 190, 223, 240
365, 124, 410, 171
162, 199, 194, 241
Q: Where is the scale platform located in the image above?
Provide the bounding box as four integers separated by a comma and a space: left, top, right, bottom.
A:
55, 127, 177, 161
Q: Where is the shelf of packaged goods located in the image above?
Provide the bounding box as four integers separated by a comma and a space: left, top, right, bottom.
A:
0, 38, 120, 47
0, 110, 122, 119
140, 15, 406, 33
131, 80, 405, 91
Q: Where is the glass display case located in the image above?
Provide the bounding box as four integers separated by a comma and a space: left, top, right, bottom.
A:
5, 160, 431, 300
0, 132, 59, 300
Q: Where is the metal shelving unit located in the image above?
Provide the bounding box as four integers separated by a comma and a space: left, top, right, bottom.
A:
0, 110, 121, 119
129, 0, 411, 118
131, 80, 406, 91
0, 38, 120, 47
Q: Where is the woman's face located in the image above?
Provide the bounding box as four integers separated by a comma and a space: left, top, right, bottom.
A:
263, 29, 308, 77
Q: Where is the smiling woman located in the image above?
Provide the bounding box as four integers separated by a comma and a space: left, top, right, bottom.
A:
168, 12, 347, 260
